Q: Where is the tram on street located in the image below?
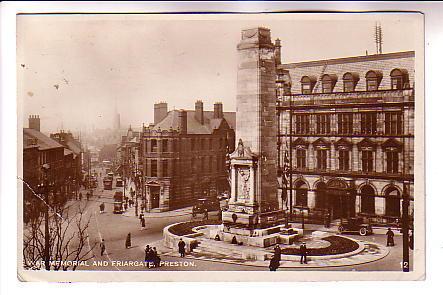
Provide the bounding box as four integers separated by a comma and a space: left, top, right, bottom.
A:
113, 191, 124, 214
103, 177, 113, 190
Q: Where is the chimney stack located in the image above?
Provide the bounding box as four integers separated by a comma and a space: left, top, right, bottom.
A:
154, 102, 168, 124
214, 102, 223, 119
178, 110, 187, 134
195, 100, 204, 124
28, 115, 40, 132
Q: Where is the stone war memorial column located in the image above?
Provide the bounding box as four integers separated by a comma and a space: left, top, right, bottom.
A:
220, 27, 285, 248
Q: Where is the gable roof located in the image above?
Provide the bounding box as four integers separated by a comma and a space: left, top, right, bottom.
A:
153, 109, 235, 135
23, 128, 64, 150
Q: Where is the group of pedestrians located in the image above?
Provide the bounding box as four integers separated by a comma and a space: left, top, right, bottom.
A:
269, 243, 309, 271
145, 245, 161, 268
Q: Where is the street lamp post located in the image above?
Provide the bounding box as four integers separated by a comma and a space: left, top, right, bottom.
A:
37, 164, 52, 271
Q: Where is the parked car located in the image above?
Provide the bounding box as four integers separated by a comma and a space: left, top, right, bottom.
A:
338, 217, 373, 236
192, 198, 220, 217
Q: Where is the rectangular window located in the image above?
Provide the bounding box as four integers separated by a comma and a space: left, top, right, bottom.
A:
362, 151, 374, 173
316, 114, 331, 134
322, 82, 332, 94
296, 149, 306, 169
361, 113, 377, 135
391, 77, 403, 90
295, 114, 310, 134
151, 139, 158, 152
208, 156, 213, 173
338, 113, 353, 134
338, 150, 350, 170
344, 81, 355, 92
367, 79, 378, 91
162, 139, 168, 152
302, 83, 311, 94
162, 160, 168, 177
151, 160, 158, 177
386, 151, 399, 173
316, 150, 327, 170
385, 112, 403, 135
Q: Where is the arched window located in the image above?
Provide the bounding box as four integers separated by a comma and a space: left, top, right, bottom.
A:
385, 187, 401, 217
321, 74, 337, 93
390, 69, 409, 90
315, 182, 327, 209
301, 76, 316, 94
343, 72, 359, 92
360, 185, 375, 214
365, 70, 383, 91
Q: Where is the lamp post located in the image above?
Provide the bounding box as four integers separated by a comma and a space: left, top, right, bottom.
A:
37, 163, 52, 271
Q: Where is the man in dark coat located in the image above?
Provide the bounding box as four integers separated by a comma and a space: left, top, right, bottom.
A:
152, 247, 161, 267
269, 255, 279, 271
300, 242, 308, 264
178, 238, 186, 257
274, 245, 282, 262
100, 239, 106, 256
140, 216, 146, 230
125, 233, 131, 249
386, 228, 395, 246
144, 245, 151, 267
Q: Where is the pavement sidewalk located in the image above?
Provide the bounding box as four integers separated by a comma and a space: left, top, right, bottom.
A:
122, 205, 194, 219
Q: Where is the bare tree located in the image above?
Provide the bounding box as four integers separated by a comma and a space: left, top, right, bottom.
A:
23, 204, 96, 271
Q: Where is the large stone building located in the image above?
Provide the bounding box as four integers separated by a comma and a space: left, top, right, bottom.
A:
275, 43, 415, 225
140, 101, 235, 211
23, 116, 77, 222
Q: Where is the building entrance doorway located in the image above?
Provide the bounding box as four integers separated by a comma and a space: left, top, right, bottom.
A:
149, 185, 160, 209
326, 179, 355, 220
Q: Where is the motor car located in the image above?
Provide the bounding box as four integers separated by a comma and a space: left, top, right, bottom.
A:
192, 198, 220, 217
338, 217, 373, 236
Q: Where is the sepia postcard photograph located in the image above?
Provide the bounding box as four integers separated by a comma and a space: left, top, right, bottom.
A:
15, 11, 425, 282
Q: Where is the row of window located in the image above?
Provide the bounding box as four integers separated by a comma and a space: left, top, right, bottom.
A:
301, 69, 410, 94
145, 137, 226, 153
292, 185, 401, 216
292, 148, 400, 173
146, 156, 226, 178
293, 112, 403, 135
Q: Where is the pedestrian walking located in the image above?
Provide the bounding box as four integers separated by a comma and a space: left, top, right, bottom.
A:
145, 245, 151, 268
178, 238, 186, 257
204, 208, 209, 220
124, 202, 128, 211
300, 242, 308, 264
140, 216, 146, 230
324, 212, 331, 228
79, 192, 83, 201
100, 239, 106, 256
274, 244, 282, 262
152, 247, 161, 268
99, 202, 105, 213
269, 255, 279, 271
386, 228, 395, 246
125, 233, 131, 249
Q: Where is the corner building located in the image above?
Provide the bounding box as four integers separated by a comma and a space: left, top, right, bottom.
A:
276, 47, 415, 225
141, 101, 235, 211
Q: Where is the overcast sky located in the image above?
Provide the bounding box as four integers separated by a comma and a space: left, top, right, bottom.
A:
17, 13, 421, 133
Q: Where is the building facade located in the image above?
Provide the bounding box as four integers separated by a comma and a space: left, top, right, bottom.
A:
275, 47, 415, 225
141, 101, 235, 211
